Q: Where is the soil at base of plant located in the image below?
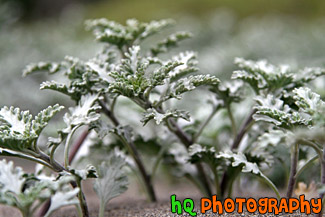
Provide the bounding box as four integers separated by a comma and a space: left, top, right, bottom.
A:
52, 200, 316, 217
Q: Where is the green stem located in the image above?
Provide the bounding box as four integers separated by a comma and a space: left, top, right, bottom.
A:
110, 96, 117, 116
277, 158, 289, 185
226, 104, 237, 137
316, 143, 325, 217
75, 204, 83, 217
298, 139, 322, 158
21, 151, 89, 217
0, 151, 54, 171
162, 113, 212, 197
130, 166, 150, 200
64, 126, 79, 169
220, 109, 256, 198
184, 174, 206, 196
100, 100, 156, 202
76, 177, 89, 217
260, 173, 281, 200
118, 135, 156, 202
211, 166, 221, 198
295, 155, 318, 180
286, 143, 299, 198
193, 107, 218, 143
231, 109, 256, 150
151, 144, 169, 181
226, 167, 241, 198
50, 145, 58, 165
98, 200, 105, 217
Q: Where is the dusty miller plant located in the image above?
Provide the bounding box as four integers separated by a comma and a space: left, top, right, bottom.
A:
0, 97, 128, 217
189, 58, 325, 215
23, 17, 220, 203
1, 16, 324, 217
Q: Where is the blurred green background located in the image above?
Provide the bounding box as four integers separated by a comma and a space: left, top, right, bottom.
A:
3, 0, 325, 22
1, 0, 325, 112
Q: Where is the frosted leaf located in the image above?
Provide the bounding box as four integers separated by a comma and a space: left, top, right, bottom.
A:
23, 62, 61, 76
188, 144, 220, 166
31, 104, 64, 136
169, 74, 219, 99
86, 61, 113, 83
170, 51, 198, 78
210, 80, 244, 105
0, 105, 62, 152
141, 108, 190, 125
217, 151, 261, 175
255, 94, 288, 111
256, 130, 287, 148
253, 94, 311, 128
63, 94, 101, 131
0, 160, 24, 196
44, 188, 79, 217
140, 19, 174, 39
295, 67, 325, 84
0, 106, 32, 135
93, 155, 128, 209
70, 165, 97, 180
167, 143, 197, 176
293, 87, 325, 114
233, 58, 296, 94
125, 46, 140, 73
151, 32, 192, 56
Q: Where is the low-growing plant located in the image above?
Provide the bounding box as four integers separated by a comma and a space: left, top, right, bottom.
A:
0, 101, 128, 217
0, 17, 324, 217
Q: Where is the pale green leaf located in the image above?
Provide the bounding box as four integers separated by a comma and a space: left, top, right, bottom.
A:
93, 155, 128, 208
217, 151, 261, 175
141, 108, 190, 125
151, 32, 192, 56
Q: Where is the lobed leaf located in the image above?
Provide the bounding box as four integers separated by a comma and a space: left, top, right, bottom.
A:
217, 151, 261, 175
86, 18, 174, 48
293, 87, 325, 115
169, 51, 198, 82
168, 74, 219, 99
253, 94, 311, 129
0, 159, 24, 202
62, 94, 101, 133
32, 104, 64, 136
0, 104, 64, 152
232, 58, 325, 95
151, 31, 192, 56
23, 62, 61, 77
141, 108, 190, 125
93, 155, 128, 209
188, 144, 221, 167
0, 160, 79, 217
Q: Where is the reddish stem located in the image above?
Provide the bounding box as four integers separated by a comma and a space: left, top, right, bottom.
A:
69, 128, 89, 164
37, 129, 89, 217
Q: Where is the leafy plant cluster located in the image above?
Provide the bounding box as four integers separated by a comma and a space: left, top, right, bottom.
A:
0, 17, 324, 217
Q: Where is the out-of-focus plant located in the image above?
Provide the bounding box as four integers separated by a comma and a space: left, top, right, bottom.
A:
0, 97, 128, 217
188, 58, 325, 213
0, 159, 79, 217
23, 18, 220, 201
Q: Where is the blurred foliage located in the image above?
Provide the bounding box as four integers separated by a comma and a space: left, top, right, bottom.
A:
86, 0, 325, 22
2, 0, 325, 24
